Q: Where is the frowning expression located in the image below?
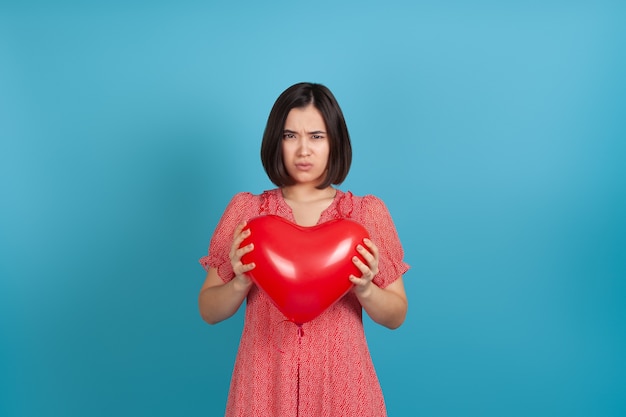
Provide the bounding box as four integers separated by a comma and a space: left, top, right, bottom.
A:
282, 105, 330, 187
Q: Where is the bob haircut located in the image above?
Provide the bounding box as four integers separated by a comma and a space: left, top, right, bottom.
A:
261, 82, 352, 189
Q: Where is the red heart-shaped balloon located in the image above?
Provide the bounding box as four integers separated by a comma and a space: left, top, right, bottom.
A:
240, 215, 370, 324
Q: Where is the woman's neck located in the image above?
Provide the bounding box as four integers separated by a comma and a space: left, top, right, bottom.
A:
281, 185, 336, 203
280, 185, 337, 226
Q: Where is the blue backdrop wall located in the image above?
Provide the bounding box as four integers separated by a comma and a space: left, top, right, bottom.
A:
1, 1, 624, 416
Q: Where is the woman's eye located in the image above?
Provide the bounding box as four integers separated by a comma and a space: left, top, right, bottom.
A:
283, 133, 296, 139
312, 135, 324, 140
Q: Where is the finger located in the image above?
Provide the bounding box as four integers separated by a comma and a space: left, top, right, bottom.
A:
233, 220, 248, 238
349, 275, 375, 296
349, 274, 362, 285
356, 244, 375, 265
363, 238, 379, 259
229, 223, 252, 257
230, 241, 254, 266
235, 261, 256, 275
233, 226, 251, 248
235, 242, 254, 259
356, 244, 379, 276
352, 256, 372, 278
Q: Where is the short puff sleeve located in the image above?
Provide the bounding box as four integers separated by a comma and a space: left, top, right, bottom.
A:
357, 195, 410, 288
199, 192, 260, 282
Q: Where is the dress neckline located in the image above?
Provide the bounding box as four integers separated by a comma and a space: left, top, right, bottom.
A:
273, 188, 343, 225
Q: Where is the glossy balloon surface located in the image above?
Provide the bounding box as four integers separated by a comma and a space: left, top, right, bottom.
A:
240, 215, 369, 324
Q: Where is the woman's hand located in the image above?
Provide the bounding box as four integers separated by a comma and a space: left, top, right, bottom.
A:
349, 238, 379, 298
198, 220, 256, 325
229, 221, 255, 290
348, 237, 407, 329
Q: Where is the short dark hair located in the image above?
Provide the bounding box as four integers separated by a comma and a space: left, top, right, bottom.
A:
261, 82, 352, 189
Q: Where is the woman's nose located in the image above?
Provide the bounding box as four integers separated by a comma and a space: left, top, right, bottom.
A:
297, 138, 311, 156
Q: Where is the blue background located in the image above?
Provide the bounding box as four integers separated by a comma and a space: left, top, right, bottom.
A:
1, 1, 624, 416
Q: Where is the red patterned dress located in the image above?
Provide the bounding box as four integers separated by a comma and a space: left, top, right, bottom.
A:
200, 188, 409, 417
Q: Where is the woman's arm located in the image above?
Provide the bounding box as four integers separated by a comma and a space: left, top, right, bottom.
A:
198, 268, 253, 325
198, 221, 256, 325
349, 238, 408, 329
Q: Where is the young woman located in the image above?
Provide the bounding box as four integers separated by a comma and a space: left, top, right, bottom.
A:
199, 82, 409, 417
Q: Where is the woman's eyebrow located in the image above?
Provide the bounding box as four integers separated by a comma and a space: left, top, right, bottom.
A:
283, 129, 327, 134
283, 129, 326, 135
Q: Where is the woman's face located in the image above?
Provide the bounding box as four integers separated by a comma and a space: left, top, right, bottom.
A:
281, 105, 330, 187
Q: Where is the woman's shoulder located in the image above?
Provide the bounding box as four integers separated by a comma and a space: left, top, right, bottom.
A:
225, 189, 283, 216
340, 190, 387, 208
227, 191, 256, 206
336, 190, 389, 219
228, 189, 278, 202
223, 191, 262, 213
